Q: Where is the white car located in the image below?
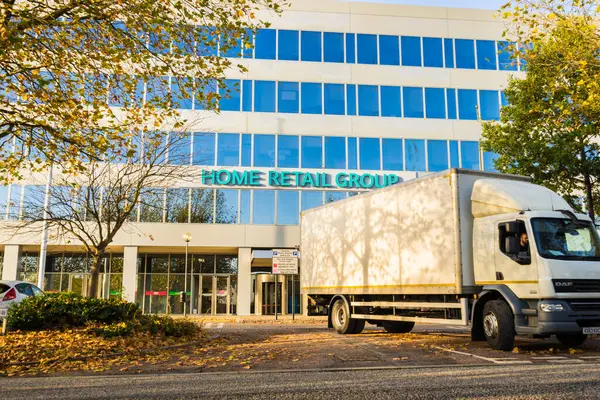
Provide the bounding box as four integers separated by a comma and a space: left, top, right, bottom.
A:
0, 280, 44, 311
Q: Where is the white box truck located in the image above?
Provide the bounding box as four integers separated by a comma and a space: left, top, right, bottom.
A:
300, 169, 600, 350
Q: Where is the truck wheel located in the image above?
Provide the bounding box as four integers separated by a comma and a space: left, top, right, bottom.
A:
482, 300, 515, 351
351, 319, 366, 334
383, 321, 415, 333
556, 334, 587, 348
331, 299, 358, 334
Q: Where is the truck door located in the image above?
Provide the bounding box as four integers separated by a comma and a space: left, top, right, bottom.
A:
494, 219, 540, 299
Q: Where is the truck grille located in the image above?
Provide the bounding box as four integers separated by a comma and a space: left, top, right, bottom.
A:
568, 301, 600, 312
577, 319, 600, 328
553, 279, 600, 293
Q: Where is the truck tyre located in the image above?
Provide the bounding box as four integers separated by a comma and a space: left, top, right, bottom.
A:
383, 321, 415, 333
556, 334, 587, 348
351, 319, 366, 334
331, 299, 359, 334
482, 300, 515, 351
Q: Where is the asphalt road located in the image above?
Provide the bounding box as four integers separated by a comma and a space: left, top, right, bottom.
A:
3, 363, 600, 399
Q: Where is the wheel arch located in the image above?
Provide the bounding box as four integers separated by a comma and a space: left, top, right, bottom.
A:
471, 285, 529, 341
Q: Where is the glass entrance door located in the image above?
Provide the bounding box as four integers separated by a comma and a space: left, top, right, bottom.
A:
261, 282, 282, 315
200, 276, 213, 315
216, 277, 229, 315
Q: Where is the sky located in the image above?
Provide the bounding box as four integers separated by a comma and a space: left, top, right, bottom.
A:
348, 0, 507, 10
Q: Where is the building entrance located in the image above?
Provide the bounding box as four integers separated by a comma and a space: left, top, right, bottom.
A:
195, 275, 234, 315
261, 282, 282, 315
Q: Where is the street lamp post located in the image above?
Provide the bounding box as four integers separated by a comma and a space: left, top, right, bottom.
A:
182, 233, 192, 316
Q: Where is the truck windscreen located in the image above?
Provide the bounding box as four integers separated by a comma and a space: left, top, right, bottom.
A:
531, 218, 600, 261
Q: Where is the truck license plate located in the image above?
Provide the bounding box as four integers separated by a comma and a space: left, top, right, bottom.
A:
583, 327, 600, 335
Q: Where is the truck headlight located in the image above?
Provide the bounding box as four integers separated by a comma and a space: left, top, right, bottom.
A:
540, 303, 564, 312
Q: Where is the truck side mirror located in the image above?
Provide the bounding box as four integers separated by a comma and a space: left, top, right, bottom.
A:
505, 236, 520, 255
505, 221, 519, 234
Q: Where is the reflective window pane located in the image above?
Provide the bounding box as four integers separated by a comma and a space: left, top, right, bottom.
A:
427, 140, 448, 172
171, 77, 193, 109
242, 80, 253, 111
405, 139, 426, 171
197, 26, 218, 57
382, 138, 403, 171
168, 132, 191, 165
401, 36, 422, 67
425, 88, 446, 119
498, 41, 518, 71
220, 79, 241, 111
359, 138, 380, 170
255, 29, 276, 60
446, 89, 457, 120
217, 133, 239, 166
476, 40, 497, 70
8, 184, 21, 220
325, 191, 346, 203
480, 90, 500, 121
380, 86, 401, 118
278, 135, 299, 168
324, 84, 345, 115
324, 32, 344, 63
220, 34, 241, 58
301, 136, 323, 168
345, 33, 356, 63
483, 151, 499, 172
358, 85, 379, 117
193, 132, 215, 166
379, 35, 400, 66
0, 185, 7, 220
254, 134, 275, 167
240, 190, 250, 224
190, 188, 214, 223
253, 190, 275, 224
348, 137, 358, 169
449, 141, 460, 168
301, 191, 322, 211
165, 188, 189, 223
357, 34, 377, 65
458, 89, 478, 120
455, 39, 475, 69
346, 84, 357, 116
403, 87, 424, 118
301, 31, 322, 62
461, 141, 480, 170
325, 136, 346, 169
301, 82, 322, 114
277, 191, 299, 225
140, 188, 164, 223
278, 30, 299, 61
216, 189, 238, 224
423, 37, 443, 68
241, 134, 252, 167
254, 80, 276, 113
501, 91, 508, 107
278, 81, 299, 113
444, 38, 454, 68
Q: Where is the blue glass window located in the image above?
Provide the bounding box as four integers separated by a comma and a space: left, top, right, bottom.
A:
240, 190, 251, 224
380, 86, 401, 117
242, 80, 252, 112
254, 81, 276, 113
301, 83, 322, 114
0, 185, 7, 220
324, 32, 344, 63
446, 89, 457, 120
301, 191, 322, 211
241, 134, 251, 167
254, 134, 275, 167
461, 141, 480, 170
379, 35, 400, 66
217, 133, 239, 166
444, 38, 454, 68
146, 76, 169, 106
170, 77, 193, 109
278, 30, 299, 61
480, 90, 500, 121
401, 36, 422, 67
346, 84, 357, 116
423, 37, 443, 68
427, 140, 448, 172
195, 79, 217, 111
357, 34, 377, 65
498, 41, 518, 71
348, 138, 358, 169
325, 137, 346, 169
278, 135, 299, 168
449, 141, 460, 168
301, 136, 322, 168
8, 184, 21, 220
458, 89, 478, 120
220, 34, 242, 58
277, 191, 299, 225
425, 88, 446, 119
501, 91, 508, 107
455, 39, 475, 69
483, 151, 499, 172
476, 40, 497, 70
243, 29, 254, 58
255, 29, 276, 60
345, 33, 356, 63
197, 26, 218, 57
324, 84, 345, 115
359, 138, 380, 170
168, 132, 191, 165
278, 82, 299, 113
253, 190, 275, 224
325, 192, 346, 203
382, 139, 403, 171
405, 139, 426, 171
193, 132, 215, 165
358, 85, 379, 117
301, 31, 322, 62
220, 79, 241, 111
216, 189, 238, 224
403, 87, 424, 118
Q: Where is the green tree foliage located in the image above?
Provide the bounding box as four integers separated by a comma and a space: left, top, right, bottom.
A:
0, 0, 286, 182
482, 2, 600, 221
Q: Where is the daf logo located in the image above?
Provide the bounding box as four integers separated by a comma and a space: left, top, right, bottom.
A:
555, 281, 573, 287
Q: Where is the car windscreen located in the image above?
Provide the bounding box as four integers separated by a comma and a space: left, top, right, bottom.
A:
531, 218, 600, 260
0, 284, 10, 294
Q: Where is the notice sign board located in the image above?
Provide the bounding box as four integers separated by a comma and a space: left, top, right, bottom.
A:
0, 308, 6, 318
272, 249, 299, 275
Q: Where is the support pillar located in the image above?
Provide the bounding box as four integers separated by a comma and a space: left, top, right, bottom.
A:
122, 246, 138, 303
237, 247, 252, 316
2, 245, 21, 281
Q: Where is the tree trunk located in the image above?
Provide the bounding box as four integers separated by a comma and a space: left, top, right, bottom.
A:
584, 172, 596, 224
88, 251, 104, 298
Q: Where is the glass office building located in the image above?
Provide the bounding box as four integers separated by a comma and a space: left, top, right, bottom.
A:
0, 1, 519, 315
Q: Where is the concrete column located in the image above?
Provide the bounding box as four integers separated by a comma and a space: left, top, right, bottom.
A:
2, 245, 21, 281
237, 247, 252, 316
122, 246, 138, 303
302, 294, 309, 316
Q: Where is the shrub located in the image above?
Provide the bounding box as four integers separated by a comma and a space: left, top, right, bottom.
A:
138, 315, 198, 338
